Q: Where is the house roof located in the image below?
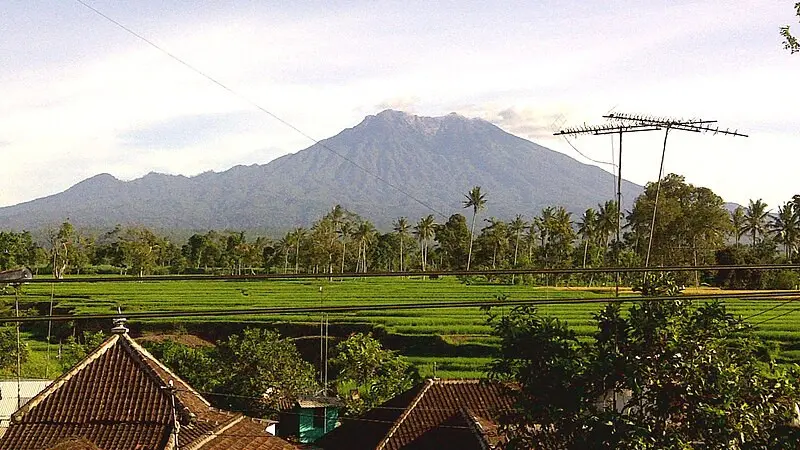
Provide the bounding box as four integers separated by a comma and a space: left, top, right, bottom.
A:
316, 379, 513, 450
0, 330, 297, 450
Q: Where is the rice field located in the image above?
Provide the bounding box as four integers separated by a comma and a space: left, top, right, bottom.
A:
3, 277, 800, 379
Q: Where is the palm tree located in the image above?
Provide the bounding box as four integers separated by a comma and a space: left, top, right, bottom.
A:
770, 202, 798, 261
508, 215, 527, 283
578, 208, 598, 268
278, 235, 291, 274
288, 227, 307, 274
744, 199, 770, 245
352, 221, 376, 273
393, 217, 410, 272
597, 200, 618, 255
414, 215, 436, 271
534, 207, 554, 264
463, 186, 486, 271
730, 206, 746, 246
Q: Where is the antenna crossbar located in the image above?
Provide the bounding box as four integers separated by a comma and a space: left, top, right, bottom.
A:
604, 113, 748, 137
553, 123, 660, 137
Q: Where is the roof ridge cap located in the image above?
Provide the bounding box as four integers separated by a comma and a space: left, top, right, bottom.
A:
121, 334, 212, 408
459, 407, 491, 450
11, 334, 121, 422
183, 414, 245, 450
375, 379, 435, 450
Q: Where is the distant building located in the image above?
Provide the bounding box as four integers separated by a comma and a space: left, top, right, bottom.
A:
316, 379, 514, 450
276, 395, 342, 443
0, 320, 298, 450
0, 379, 51, 428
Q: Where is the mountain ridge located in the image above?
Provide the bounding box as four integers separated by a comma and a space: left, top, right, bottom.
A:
0, 110, 643, 232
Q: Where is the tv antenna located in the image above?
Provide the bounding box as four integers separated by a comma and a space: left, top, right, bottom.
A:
554, 122, 662, 296
604, 113, 748, 269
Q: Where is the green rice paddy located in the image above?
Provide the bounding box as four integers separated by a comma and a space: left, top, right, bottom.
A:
3, 277, 800, 380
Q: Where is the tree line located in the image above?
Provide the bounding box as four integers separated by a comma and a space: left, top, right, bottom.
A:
2, 173, 800, 288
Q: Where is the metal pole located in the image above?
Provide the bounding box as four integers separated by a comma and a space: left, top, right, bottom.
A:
616, 131, 623, 297
45, 283, 55, 379
15, 289, 22, 410
645, 127, 671, 268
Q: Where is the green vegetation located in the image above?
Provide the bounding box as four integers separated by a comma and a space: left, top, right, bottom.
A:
4, 277, 800, 382
489, 300, 800, 448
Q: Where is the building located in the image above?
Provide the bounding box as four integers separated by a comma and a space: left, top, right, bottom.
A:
276, 395, 341, 443
0, 320, 298, 450
0, 379, 51, 428
315, 379, 514, 450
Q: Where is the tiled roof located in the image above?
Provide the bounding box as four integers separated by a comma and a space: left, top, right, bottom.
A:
196, 416, 298, 450
0, 331, 297, 450
316, 379, 513, 450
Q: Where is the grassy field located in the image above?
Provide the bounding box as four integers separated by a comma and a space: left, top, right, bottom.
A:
3, 277, 800, 380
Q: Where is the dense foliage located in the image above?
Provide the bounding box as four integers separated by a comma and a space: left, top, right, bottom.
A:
147, 328, 318, 417
331, 332, 419, 415
0, 325, 28, 371
488, 300, 800, 449
2, 176, 800, 291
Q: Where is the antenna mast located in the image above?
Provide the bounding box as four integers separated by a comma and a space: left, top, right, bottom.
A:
554, 122, 661, 296
604, 113, 748, 270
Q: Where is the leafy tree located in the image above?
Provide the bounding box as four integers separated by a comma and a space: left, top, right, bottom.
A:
216, 328, 318, 415
628, 175, 730, 273
331, 333, 419, 415
463, 186, 487, 271
781, 2, 800, 53
120, 227, 162, 276
434, 214, 470, 270
477, 217, 509, 270
715, 243, 777, 289
338, 221, 354, 273
48, 221, 76, 278
0, 325, 28, 371
60, 330, 106, 369
145, 340, 220, 392
0, 231, 39, 271
489, 301, 800, 449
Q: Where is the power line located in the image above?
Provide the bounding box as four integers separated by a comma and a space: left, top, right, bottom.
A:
1, 291, 795, 324
750, 304, 800, 326
71, 0, 448, 220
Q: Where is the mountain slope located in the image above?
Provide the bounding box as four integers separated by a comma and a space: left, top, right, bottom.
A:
0, 110, 642, 231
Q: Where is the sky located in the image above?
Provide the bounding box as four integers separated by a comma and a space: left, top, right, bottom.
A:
1, 0, 798, 213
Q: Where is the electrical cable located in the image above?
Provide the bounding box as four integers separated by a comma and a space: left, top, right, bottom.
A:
72, 0, 448, 220
1, 290, 795, 324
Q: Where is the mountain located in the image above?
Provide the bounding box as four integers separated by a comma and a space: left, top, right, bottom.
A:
0, 110, 642, 232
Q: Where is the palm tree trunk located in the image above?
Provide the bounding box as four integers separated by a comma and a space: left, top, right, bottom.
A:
467, 212, 477, 271
582, 240, 589, 269
400, 236, 404, 272
295, 242, 300, 274
341, 241, 346, 274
